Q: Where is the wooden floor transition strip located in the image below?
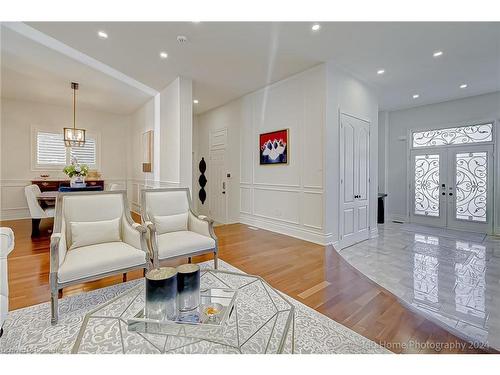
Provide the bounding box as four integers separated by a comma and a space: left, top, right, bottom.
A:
298, 280, 331, 299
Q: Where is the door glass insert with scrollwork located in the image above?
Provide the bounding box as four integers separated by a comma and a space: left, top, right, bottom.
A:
455, 152, 487, 222
414, 154, 440, 217
413, 123, 493, 148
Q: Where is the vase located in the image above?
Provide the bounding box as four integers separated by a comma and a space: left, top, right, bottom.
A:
70, 175, 86, 188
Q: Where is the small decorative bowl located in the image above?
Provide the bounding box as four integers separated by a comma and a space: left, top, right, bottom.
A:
201, 303, 224, 323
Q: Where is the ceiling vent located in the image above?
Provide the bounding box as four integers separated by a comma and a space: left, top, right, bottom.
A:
177, 35, 188, 44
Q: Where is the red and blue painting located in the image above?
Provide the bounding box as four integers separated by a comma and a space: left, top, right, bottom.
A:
259, 129, 289, 165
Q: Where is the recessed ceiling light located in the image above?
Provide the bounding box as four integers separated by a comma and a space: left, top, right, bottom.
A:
193, 99, 199, 104
433, 50, 443, 58
460, 83, 468, 89
412, 94, 420, 99
311, 24, 321, 32
377, 69, 385, 75
97, 31, 108, 39
159, 51, 168, 59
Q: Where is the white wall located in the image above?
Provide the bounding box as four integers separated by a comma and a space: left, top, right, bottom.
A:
127, 97, 155, 213
325, 63, 379, 245
127, 77, 193, 213
159, 77, 193, 190
384, 92, 500, 233
195, 65, 327, 243
0, 98, 130, 219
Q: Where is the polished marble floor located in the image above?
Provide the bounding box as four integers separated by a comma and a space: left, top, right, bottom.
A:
339, 222, 500, 351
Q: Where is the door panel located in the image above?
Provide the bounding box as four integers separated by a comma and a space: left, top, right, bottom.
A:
358, 126, 369, 199
339, 114, 370, 249
208, 128, 228, 224
447, 145, 493, 233
410, 150, 447, 227
343, 122, 355, 203
409, 145, 493, 234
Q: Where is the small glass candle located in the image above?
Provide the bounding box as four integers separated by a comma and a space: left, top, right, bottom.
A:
145, 267, 177, 321
177, 264, 201, 314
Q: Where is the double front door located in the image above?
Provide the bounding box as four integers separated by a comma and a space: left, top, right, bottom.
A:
410, 144, 493, 233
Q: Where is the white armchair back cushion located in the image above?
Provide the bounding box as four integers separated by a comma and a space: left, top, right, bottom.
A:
154, 213, 188, 234
144, 190, 189, 218
62, 194, 124, 248
70, 218, 121, 250
25, 184, 47, 219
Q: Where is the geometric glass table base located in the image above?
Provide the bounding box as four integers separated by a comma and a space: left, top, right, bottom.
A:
71, 269, 295, 354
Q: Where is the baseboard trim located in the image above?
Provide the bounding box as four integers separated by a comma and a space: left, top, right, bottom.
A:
239, 214, 328, 245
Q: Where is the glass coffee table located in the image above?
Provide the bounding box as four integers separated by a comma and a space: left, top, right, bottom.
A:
71, 269, 295, 354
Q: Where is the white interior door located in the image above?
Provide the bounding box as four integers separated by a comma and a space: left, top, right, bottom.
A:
409, 145, 493, 233
209, 129, 228, 224
339, 114, 370, 249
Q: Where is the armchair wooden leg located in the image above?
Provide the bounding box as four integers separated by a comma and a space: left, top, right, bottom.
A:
214, 252, 218, 269
58, 289, 63, 298
188, 257, 192, 264
123, 273, 127, 282
31, 218, 41, 237
51, 290, 59, 325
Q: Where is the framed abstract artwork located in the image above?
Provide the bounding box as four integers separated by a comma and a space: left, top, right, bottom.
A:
259, 129, 289, 165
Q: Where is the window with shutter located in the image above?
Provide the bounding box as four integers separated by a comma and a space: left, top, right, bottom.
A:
36, 132, 67, 166
34, 130, 98, 169
70, 137, 96, 166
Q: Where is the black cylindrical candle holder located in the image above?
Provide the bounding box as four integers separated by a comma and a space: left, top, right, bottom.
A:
145, 267, 177, 321
177, 264, 201, 313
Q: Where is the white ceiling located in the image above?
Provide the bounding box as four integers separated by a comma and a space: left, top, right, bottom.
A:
5, 22, 500, 115
1, 26, 152, 115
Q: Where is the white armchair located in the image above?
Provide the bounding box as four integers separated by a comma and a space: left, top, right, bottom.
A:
25, 184, 54, 237
141, 188, 218, 269
50, 191, 150, 324
1, 227, 15, 337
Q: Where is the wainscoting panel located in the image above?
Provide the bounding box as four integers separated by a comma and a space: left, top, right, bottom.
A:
253, 187, 301, 225
240, 186, 253, 215
302, 191, 323, 230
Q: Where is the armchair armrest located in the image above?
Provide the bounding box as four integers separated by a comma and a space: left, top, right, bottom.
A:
188, 211, 218, 242
142, 220, 160, 268
122, 215, 150, 262
49, 233, 61, 275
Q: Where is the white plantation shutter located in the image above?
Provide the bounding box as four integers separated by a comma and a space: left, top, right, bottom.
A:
70, 137, 96, 166
37, 131, 66, 165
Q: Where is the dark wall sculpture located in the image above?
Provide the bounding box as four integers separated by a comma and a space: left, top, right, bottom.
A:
198, 157, 207, 204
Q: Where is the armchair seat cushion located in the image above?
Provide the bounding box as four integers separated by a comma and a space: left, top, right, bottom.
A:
157, 231, 215, 260
58, 241, 146, 283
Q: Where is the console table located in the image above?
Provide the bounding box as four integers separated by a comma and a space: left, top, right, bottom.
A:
31, 179, 105, 192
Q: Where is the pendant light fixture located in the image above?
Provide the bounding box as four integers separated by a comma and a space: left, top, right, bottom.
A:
63, 82, 86, 147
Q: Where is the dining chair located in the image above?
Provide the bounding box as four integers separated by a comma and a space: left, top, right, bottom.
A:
25, 184, 55, 237
107, 183, 121, 191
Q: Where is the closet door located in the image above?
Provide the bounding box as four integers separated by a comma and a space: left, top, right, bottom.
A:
339, 113, 370, 249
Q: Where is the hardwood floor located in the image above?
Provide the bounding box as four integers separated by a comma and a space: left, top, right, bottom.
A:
1, 216, 488, 353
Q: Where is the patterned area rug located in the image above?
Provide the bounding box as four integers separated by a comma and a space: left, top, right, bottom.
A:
0, 260, 388, 354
